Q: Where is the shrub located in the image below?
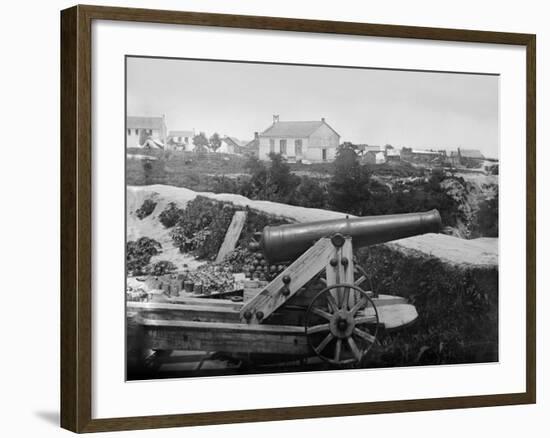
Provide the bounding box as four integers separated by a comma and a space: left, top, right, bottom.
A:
170, 197, 237, 260
472, 190, 499, 237
357, 245, 498, 367
158, 202, 185, 228
290, 176, 327, 208
147, 260, 177, 276
135, 198, 157, 219
126, 237, 162, 275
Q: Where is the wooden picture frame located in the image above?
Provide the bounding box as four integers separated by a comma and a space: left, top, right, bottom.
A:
60, 4, 536, 433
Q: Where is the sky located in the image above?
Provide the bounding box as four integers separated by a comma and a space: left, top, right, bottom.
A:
127, 56, 499, 159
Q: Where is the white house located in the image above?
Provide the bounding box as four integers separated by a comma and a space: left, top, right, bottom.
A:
363, 151, 386, 165
217, 136, 248, 154
258, 115, 340, 162
167, 130, 195, 151
126, 116, 167, 149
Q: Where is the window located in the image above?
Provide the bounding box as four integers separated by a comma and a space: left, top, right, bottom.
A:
295, 139, 303, 156
127, 129, 131, 136
322, 148, 327, 161
280, 139, 287, 155
135, 129, 139, 135
269, 139, 275, 153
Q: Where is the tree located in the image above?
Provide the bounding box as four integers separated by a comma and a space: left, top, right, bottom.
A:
328, 144, 371, 215
291, 176, 327, 208
209, 133, 222, 152
192, 132, 209, 152
265, 152, 298, 202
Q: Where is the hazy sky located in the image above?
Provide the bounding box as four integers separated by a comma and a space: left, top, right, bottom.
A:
127, 56, 499, 158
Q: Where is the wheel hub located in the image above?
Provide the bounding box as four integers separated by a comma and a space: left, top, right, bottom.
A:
329, 309, 355, 339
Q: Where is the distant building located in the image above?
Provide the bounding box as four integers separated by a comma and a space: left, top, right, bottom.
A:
126, 115, 167, 149
458, 148, 485, 166
401, 147, 443, 164
258, 115, 340, 162
363, 151, 386, 165
218, 136, 249, 155
360, 145, 382, 154
449, 148, 485, 167
243, 133, 260, 157
385, 148, 401, 161
167, 130, 195, 151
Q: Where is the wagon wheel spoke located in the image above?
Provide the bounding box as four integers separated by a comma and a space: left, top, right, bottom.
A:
315, 333, 334, 354
334, 339, 342, 362
308, 323, 330, 334
326, 293, 339, 313
349, 295, 367, 316
354, 314, 378, 325
347, 337, 362, 361
339, 286, 350, 310
312, 307, 333, 321
353, 327, 376, 344
354, 275, 367, 287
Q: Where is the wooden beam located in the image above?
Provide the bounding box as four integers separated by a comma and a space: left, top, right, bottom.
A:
128, 301, 240, 323
240, 238, 334, 324
139, 318, 310, 356
215, 211, 247, 262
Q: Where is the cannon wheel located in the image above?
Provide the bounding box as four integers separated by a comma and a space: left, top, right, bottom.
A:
305, 283, 379, 366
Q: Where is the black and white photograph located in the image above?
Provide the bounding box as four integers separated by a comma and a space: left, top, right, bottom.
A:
125, 56, 499, 381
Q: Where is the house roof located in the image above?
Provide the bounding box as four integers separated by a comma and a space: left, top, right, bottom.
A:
169, 130, 194, 138
127, 116, 165, 130
361, 145, 382, 152
223, 136, 248, 147
260, 120, 339, 138
460, 149, 484, 159
386, 149, 400, 157
245, 137, 259, 150
411, 149, 440, 155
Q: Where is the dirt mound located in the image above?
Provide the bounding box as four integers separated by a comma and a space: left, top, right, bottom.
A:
128, 184, 497, 269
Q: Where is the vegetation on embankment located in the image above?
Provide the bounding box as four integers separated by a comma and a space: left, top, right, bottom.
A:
358, 244, 498, 367
127, 146, 498, 238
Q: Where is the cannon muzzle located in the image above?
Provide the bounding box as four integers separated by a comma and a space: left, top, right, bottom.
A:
257, 210, 441, 263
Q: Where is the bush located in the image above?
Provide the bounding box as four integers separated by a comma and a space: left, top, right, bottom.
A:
158, 202, 185, 228
170, 197, 238, 260
135, 198, 157, 219
472, 190, 498, 237
357, 245, 498, 367
126, 237, 162, 275
290, 176, 327, 208
146, 260, 177, 276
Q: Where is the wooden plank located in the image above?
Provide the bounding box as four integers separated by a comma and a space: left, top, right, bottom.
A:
139, 318, 310, 356
164, 296, 243, 310
215, 211, 247, 263
240, 238, 335, 324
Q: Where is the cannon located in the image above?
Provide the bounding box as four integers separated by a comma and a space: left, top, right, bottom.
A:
256, 210, 441, 263
128, 210, 442, 375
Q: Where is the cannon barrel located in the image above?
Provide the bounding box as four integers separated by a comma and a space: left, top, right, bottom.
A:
258, 210, 441, 263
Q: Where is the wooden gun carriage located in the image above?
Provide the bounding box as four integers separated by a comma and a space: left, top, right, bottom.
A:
128, 210, 441, 373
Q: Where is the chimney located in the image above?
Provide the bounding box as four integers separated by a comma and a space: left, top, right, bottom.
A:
321, 117, 325, 123
273, 115, 280, 123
